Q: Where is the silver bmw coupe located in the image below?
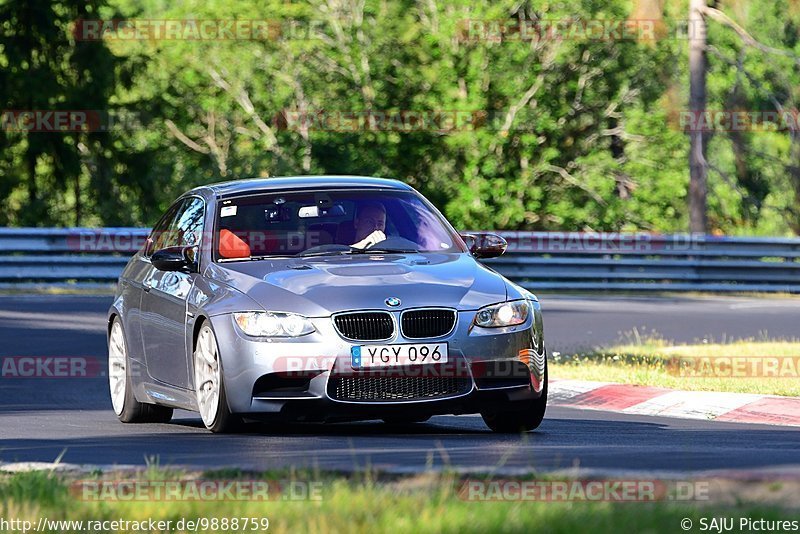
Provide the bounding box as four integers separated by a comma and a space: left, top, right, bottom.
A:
107, 176, 547, 433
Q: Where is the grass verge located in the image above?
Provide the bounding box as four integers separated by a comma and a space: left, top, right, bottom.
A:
551, 340, 800, 396
0, 469, 797, 534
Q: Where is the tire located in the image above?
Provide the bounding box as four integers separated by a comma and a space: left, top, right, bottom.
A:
480, 357, 548, 433
382, 415, 431, 425
194, 322, 242, 433
108, 316, 173, 424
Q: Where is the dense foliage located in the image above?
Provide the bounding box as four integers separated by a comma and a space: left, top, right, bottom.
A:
1, 0, 799, 234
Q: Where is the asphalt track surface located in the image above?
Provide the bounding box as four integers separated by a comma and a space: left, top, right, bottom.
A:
1, 294, 799, 474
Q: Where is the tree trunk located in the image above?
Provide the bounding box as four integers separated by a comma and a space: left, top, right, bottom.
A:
688, 0, 708, 233
790, 133, 800, 234
26, 144, 37, 211
75, 173, 82, 226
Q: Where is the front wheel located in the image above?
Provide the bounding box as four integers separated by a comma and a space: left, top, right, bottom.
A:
480, 357, 547, 433
194, 322, 242, 433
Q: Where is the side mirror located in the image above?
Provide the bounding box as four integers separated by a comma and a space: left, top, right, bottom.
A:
151, 246, 197, 272
460, 232, 507, 259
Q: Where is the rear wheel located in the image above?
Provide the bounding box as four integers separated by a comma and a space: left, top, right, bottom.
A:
194, 322, 242, 433
108, 317, 173, 424
481, 357, 547, 433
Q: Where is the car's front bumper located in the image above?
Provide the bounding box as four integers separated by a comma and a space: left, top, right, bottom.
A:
210, 302, 545, 419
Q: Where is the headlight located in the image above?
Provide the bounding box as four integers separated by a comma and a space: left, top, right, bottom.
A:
233, 312, 315, 337
474, 300, 530, 328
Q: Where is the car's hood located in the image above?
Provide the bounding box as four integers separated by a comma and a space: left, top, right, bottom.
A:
205, 253, 508, 316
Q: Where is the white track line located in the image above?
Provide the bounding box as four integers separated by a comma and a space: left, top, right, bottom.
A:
622, 390, 764, 420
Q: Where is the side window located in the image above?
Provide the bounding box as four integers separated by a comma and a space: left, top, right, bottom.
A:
144, 197, 205, 256
144, 202, 181, 257
174, 197, 205, 247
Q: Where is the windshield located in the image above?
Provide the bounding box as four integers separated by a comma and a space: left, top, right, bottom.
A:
214, 189, 465, 261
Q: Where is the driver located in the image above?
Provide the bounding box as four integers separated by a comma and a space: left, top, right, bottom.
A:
351, 202, 387, 249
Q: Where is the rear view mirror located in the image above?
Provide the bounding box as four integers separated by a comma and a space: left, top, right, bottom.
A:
298, 205, 320, 218
298, 203, 346, 218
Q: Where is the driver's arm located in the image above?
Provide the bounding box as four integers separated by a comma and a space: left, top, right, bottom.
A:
351, 230, 386, 249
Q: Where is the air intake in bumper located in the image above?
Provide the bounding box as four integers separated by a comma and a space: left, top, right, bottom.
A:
328, 375, 472, 402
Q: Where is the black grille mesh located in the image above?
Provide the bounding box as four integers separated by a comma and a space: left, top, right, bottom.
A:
401, 309, 456, 339
329, 375, 471, 401
334, 312, 394, 340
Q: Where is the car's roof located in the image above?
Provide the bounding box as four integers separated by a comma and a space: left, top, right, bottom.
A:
194, 175, 413, 197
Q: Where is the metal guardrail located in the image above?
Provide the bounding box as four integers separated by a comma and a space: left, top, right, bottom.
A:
0, 228, 147, 287
1, 228, 799, 292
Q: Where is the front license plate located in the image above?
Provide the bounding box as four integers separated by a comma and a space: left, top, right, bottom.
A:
351, 343, 448, 369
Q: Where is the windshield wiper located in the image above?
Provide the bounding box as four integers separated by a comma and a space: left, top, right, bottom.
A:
220, 248, 419, 262
295, 246, 419, 257
247, 254, 295, 260
349, 247, 418, 254
294, 250, 354, 258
